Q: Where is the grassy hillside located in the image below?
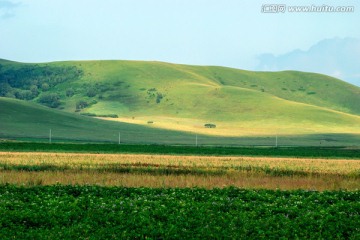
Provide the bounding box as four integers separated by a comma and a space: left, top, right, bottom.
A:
1, 59, 360, 137
1, 98, 360, 146
0, 97, 193, 144
186, 65, 360, 115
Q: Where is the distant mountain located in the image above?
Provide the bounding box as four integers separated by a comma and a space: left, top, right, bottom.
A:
1, 59, 359, 137
256, 37, 360, 86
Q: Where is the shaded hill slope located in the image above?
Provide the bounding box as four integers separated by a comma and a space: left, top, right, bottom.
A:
0, 97, 194, 143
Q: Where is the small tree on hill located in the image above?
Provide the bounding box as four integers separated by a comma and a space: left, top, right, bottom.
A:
41, 83, 50, 91
66, 88, 75, 97
86, 88, 97, 97
76, 100, 89, 110
38, 93, 61, 108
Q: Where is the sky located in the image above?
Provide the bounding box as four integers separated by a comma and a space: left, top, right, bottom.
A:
0, 0, 360, 85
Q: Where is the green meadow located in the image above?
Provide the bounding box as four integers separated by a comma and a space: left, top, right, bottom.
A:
1, 59, 360, 145
1, 97, 360, 146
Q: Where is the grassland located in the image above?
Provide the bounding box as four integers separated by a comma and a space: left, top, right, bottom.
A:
1, 152, 359, 190
3, 97, 360, 146
1, 59, 360, 140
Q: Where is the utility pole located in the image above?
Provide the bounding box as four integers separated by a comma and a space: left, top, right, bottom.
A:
118, 132, 121, 145
275, 135, 278, 147
49, 129, 52, 144
196, 134, 198, 147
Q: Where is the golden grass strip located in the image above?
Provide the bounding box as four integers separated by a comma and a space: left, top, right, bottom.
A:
0, 152, 359, 176
1, 170, 359, 190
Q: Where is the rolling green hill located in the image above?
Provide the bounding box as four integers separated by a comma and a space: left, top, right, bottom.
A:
1, 59, 360, 138
0, 97, 196, 144
1, 97, 360, 146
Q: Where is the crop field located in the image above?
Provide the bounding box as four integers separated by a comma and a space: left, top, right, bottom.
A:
1, 142, 360, 158
1, 149, 359, 238
1, 185, 359, 239
1, 152, 359, 190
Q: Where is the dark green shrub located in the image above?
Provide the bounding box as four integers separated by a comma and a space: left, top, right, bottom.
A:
41, 83, 50, 91
38, 93, 61, 108
66, 88, 75, 97
86, 88, 97, 97
15, 90, 35, 100
76, 100, 89, 110
156, 93, 163, 103
29, 85, 39, 98
0, 82, 12, 96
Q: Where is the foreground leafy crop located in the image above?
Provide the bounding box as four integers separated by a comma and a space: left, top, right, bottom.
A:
0, 185, 359, 239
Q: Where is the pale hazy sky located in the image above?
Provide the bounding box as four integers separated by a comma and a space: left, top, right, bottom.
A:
1, 0, 360, 85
